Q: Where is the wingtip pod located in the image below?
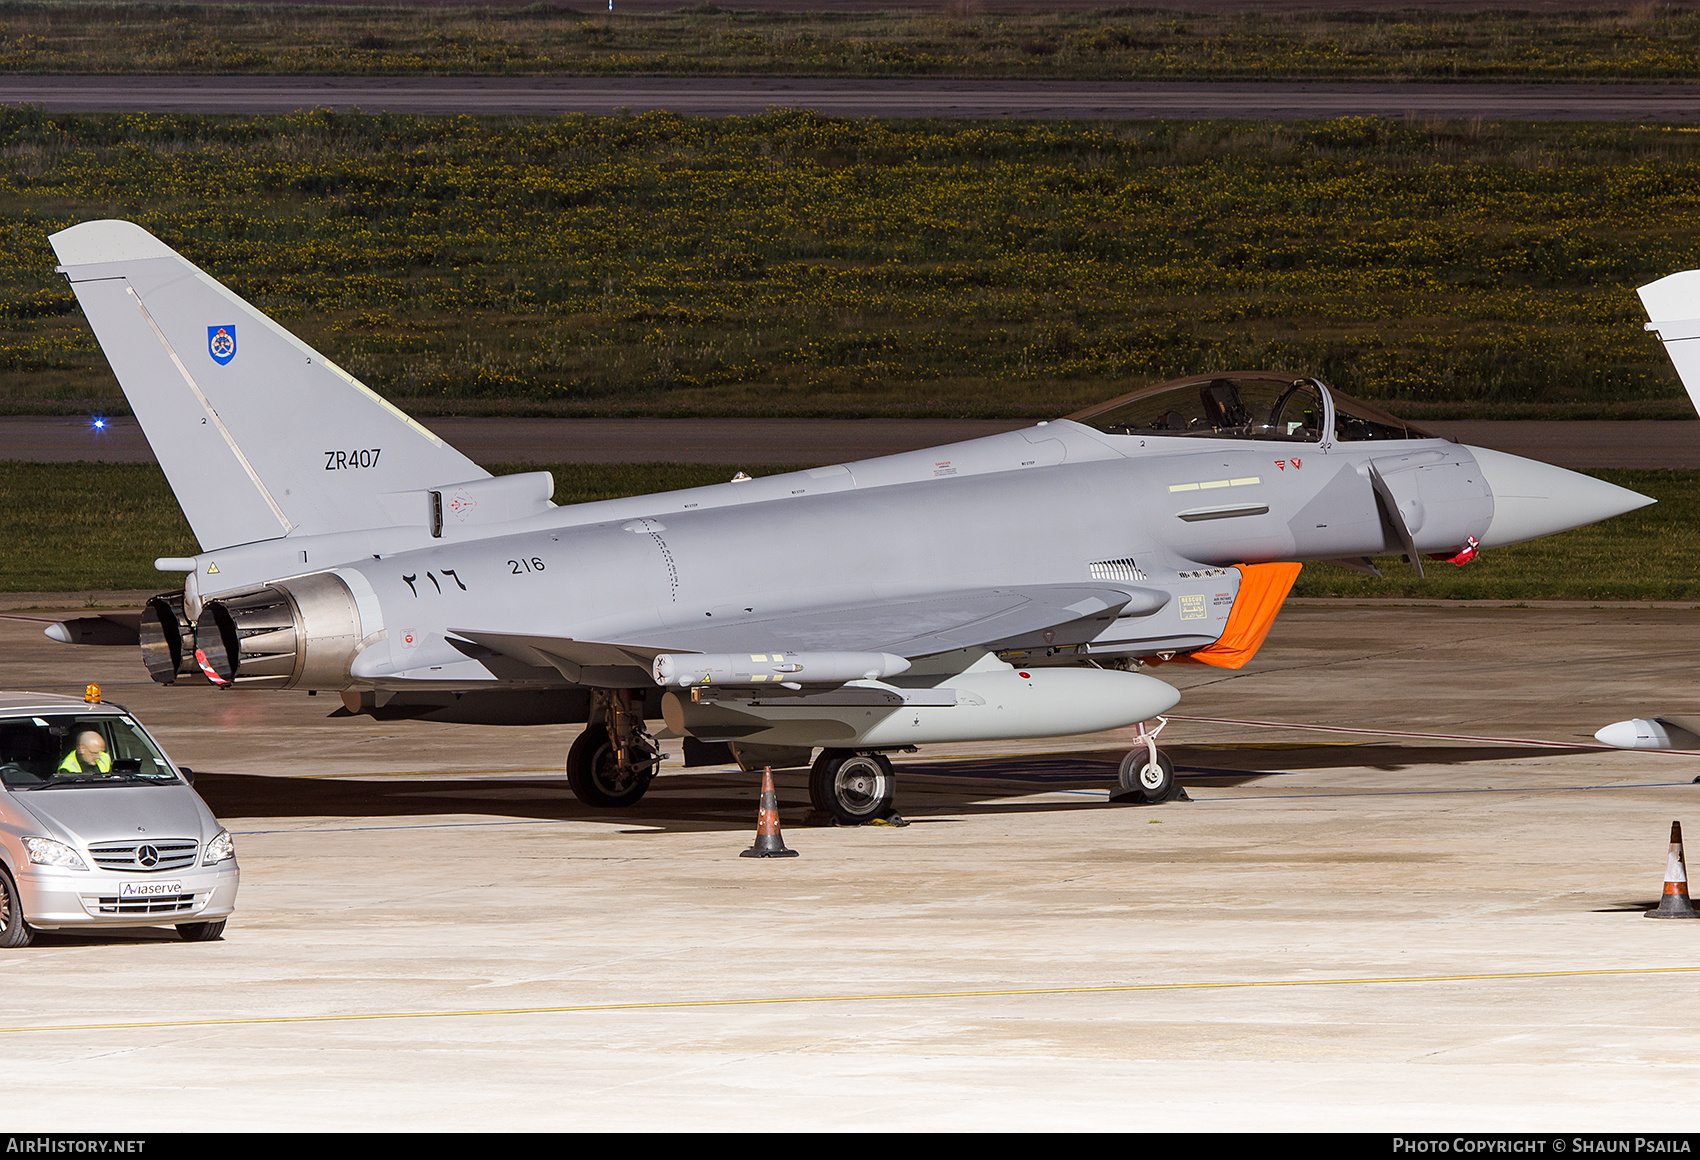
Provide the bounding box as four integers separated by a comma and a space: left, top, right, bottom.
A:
49, 219, 180, 267
1469, 446, 1653, 548
1638, 269, 1700, 417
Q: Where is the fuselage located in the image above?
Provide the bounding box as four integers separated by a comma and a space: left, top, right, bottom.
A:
160, 368, 1650, 703
179, 418, 1498, 689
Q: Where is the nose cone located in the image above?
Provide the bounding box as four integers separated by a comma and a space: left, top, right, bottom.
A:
1468, 446, 1653, 548
1596, 719, 1661, 749
1595, 718, 1700, 750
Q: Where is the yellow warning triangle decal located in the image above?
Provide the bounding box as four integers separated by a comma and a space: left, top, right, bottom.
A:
206, 561, 219, 573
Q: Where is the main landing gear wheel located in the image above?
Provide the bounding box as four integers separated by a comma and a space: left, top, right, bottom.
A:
0, 864, 34, 948
567, 723, 654, 808
1112, 749, 1186, 805
809, 749, 896, 825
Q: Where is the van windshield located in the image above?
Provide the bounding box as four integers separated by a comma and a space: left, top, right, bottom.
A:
0, 714, 181, 790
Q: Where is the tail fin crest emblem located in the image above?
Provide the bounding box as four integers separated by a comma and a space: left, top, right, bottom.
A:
207, 325, 236, 365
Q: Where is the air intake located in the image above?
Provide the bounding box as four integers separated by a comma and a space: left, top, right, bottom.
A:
1088, 558, 1148, 583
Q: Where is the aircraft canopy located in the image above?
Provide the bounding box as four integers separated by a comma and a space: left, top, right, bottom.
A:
1069, 372, 1433, 443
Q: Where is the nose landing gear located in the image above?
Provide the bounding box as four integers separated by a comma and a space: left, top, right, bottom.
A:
1110, 718, 1187, 804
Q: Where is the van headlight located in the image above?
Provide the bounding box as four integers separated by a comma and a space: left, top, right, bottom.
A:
24, 837, 87, 870
202, 829, 234, 866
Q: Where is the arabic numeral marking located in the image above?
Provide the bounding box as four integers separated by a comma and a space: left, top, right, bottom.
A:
509, 557, 546, 574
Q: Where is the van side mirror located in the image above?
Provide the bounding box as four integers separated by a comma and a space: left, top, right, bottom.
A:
177, 766, 194, 784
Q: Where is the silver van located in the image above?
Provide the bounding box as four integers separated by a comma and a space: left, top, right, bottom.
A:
0, 691, 238, 946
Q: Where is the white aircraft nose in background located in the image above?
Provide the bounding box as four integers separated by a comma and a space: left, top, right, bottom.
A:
1595, 717, 1700, 751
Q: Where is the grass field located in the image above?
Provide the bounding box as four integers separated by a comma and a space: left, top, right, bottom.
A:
6, 111, 1700, 422
0, 461, 790, 592
4, 4, 1700, 81
3, 460, 1694, 601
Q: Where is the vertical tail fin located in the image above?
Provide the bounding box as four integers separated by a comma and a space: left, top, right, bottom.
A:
1639, 270, 1700, 417
50, 220, 488, 551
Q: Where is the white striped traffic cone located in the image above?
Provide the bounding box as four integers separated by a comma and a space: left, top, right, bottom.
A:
1646, 821, 1697, 919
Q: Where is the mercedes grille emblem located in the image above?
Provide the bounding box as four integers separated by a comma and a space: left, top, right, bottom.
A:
137, 844, 159, 868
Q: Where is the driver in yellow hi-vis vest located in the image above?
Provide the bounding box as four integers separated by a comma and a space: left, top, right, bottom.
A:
57, 731, 111, 775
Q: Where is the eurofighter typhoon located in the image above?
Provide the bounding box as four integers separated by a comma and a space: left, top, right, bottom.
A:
48, 220, 1653, 821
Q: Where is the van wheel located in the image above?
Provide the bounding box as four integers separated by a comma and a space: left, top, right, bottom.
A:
176, 920, 225, 942
0, 866, 34, 948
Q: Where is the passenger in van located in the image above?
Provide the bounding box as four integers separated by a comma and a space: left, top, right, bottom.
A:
58, 730, 112, 776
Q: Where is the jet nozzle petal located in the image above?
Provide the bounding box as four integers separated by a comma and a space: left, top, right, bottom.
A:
1468, 447, 1653, 548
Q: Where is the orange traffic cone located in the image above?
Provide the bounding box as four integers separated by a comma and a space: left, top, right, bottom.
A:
740, 767, 799, 858
1646, 821, 1697, 919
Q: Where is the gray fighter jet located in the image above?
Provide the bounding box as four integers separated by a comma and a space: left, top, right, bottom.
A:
1596, 270, 1700, 752
48, 220, 1653, 819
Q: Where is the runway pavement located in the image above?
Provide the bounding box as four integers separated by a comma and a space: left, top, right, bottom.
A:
5, 76, 1700, 120
6, 413, 1698, 469
3, 600, 1699, 1129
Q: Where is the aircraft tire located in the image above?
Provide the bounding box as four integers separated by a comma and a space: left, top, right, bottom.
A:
567, 723, 652, 808
0, 864, 34, 948
809, 750, 895, 825
1118, 749, 1178, 804
177, 920, 226, 942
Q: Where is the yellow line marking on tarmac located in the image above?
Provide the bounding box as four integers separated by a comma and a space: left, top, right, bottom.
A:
6, 966, 1696, 1035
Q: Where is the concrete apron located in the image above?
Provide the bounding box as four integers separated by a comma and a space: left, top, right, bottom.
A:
1, 602, 1698, 1131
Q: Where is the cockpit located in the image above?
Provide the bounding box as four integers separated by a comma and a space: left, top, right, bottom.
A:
1068, 372, 1433, 443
